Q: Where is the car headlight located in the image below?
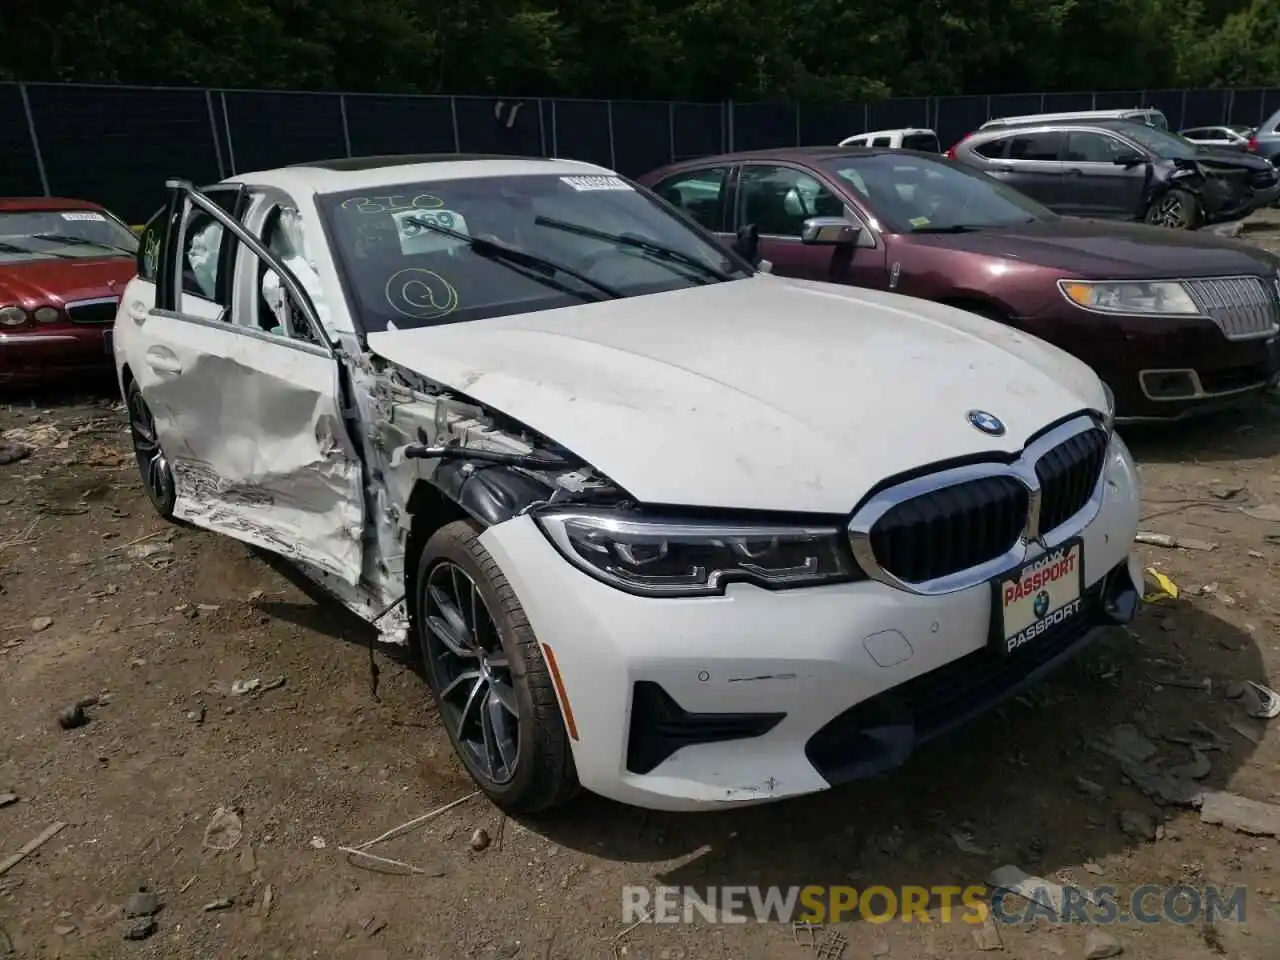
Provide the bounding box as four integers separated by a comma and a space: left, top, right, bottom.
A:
1099, 381, 1116, 433
534, 508, 862, 597
1058, 280, 1199, 315
0, 306, 28, 327
33, 307, 59, 324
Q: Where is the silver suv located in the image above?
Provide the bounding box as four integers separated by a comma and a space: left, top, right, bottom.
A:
950, 118, 1280, 228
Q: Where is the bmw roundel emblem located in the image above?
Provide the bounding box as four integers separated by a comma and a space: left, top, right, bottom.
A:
967, 410, 1006, 436
1033, 590, 1051, 619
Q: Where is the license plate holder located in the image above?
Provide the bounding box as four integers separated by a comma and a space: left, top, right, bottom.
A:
991, 539, 1085, 657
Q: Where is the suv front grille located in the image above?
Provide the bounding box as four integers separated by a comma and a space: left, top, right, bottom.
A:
863, 425, 1110, 585
1182, 277, 1279, 341
1034, 427, 1109, 532
65, 298, 119, 324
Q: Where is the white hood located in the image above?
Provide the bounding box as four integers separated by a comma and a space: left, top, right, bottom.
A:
367, 275, 1107, 513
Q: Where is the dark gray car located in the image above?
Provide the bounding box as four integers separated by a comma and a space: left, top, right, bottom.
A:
950, 119, 1280, 229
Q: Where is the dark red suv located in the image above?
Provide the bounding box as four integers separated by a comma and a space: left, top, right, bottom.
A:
637, 147, 1280, 422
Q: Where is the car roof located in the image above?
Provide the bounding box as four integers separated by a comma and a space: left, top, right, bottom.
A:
972, 118, 1153, 136
231, 154, 615, 196
651, 145, 931, 172
0, 197, 108, 213
844, 129, 935, 138
982, 108, 1159, 128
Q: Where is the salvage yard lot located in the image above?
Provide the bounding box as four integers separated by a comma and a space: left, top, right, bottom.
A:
4, 321, 1280, 957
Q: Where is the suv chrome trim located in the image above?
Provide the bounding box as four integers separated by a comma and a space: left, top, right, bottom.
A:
848, 415, 1107, 597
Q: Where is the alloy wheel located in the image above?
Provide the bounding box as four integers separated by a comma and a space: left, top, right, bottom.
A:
127, 387, 173, 509
1149, 195, 1188, 229
423, 561, 521, 785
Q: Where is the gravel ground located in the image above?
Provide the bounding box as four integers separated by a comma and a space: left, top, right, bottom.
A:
4, 228, 1280, 959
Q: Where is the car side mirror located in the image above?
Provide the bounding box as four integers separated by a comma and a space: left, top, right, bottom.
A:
733, 223, 761, 266
801, 216, 860, 246
1113, 154, 1146, 167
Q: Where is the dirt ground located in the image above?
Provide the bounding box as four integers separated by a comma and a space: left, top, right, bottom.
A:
5, 234, 1280, 960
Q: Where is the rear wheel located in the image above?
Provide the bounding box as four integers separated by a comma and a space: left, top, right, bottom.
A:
414, 519, 579, 814
1144, 189, 1200, 230
125, 379, 176, 520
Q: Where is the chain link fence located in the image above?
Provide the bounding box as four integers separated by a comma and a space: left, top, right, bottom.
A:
4, 82, 1279, 222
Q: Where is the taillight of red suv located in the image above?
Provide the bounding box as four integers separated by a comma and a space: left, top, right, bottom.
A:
944, 133, 973, 160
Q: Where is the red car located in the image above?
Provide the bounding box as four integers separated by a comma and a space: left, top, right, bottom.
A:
637, 147, 1280, 422
0, 197, 139, 387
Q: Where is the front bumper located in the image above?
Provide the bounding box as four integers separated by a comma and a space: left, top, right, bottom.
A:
1029, 311, 1278, 422
479, 436, 1142, 811
0, 326, 115, 386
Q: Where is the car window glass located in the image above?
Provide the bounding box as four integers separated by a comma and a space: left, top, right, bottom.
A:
257, 205, 325, 344
822, 153, 1054, 233
178, 191, 242, 307
903, 133, 940, 152
1113, 122, 1195, 158
653, 168, 728, 231
318, 174, 751, 334
0, 208, 138, 267
738, 165, 844, 237
1006, 131, 1064, 161
137, 208, 165, 281
1065, 131, 1126, 163
972, 138, 1007, 159
871, 136, 892, 147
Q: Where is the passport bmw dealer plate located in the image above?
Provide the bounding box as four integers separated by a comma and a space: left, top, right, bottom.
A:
994, 540, 1084, 655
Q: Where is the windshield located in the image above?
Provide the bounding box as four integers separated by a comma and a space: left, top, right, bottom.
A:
0, 209, 138, 265
318, 174, 753, 333
1113, 122, 1197, 158
820, 153, 1057, 233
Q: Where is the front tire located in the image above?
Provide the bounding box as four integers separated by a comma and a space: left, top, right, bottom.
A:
414, 519, 579, 814
1144, 188, 1200, 230
125, 379, 176, 520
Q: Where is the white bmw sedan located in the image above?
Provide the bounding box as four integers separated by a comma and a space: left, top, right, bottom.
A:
114, 155, 1142, 812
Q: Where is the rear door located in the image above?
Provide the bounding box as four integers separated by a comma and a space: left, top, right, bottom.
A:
1061, 130, 1149, 218
1000, 130, 1067, 207
126, 182, 366, 583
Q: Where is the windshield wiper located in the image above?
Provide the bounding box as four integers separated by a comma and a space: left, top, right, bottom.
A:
0, 239, 74, 259
533, 215, 734, 282
402, 217, 622, 300
29, 233, 135, 255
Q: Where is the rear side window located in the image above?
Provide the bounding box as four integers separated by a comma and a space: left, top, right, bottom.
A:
903, 133, 940, 152
871, 136, 892, 147
973, 138, 1007, 159
1007, 131, 1064, 161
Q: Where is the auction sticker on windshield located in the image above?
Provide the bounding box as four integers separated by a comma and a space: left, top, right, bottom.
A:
392, 209, 470, 255
560, 176, 632, 192
994, 541, 1083, 655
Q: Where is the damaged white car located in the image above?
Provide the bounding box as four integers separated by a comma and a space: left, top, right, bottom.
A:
114, 155, 1143, 813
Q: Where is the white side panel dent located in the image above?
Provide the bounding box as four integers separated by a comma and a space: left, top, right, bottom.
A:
141, 321, 364, 583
